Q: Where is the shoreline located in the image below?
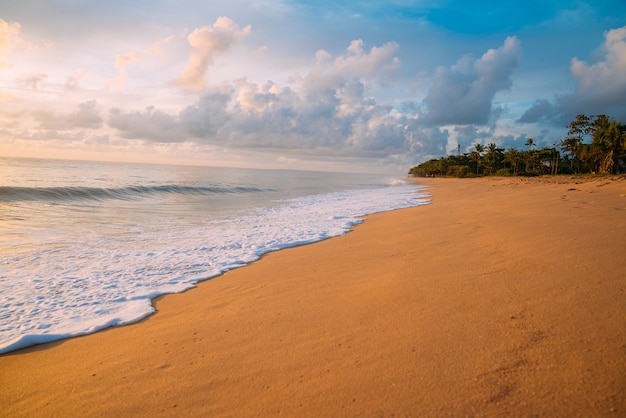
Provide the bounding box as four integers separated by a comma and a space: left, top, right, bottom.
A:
0, 179, 428, 356
1, 176, 625, 416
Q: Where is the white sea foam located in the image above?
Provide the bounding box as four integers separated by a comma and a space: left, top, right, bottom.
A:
0, 179, 429, 354
384, 177, 411, 186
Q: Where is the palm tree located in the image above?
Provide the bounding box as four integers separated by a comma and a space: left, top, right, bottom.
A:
577, 143, 604, 174
591, 116, 626, 174
484, 143, 504, 174
471, 143, 485, 175
538, 147, 559, 175
520, 149, 539, 175
559, 136, 583, 173
504, 148, 520, 175
560, 114, 594, 173
525, 137, 535, 149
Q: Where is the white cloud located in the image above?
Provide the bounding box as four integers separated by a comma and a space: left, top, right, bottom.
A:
422, 36, 522, 126
570, 26, 626, 107
0, 19, 21, 69
254, 45, 268, 59
178, 17, 251, 91
306, 40, 400, 91
107, 51, 140, 90
98, 38, 451, 160
178, 87, 234, 138
65, 68, 85, 91
24, 72, 48, 90
108, 105, 183, 142
334, 39, 400, 78
32, 100, 103, 130
235, 79, 297, 113
146, 35, 176, 55
0, 19, 21, 52
0, 18, 53, 70
519, 26, 626, 125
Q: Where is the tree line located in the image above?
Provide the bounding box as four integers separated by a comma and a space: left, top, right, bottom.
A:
408, 114, 626, 177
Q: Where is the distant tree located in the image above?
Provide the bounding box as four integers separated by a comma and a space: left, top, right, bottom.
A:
591, 115, 626, 174
503, 148, 521, 175
578, 143, 604, 173
484, 143, 504, 174
568, 114, 593, 141
471, 143, 485, 174
520, 149, 539, 175
559, 136, 582, 172
560, 114, 594, 173
407, 113, 624, 177
538, 147, 560, 175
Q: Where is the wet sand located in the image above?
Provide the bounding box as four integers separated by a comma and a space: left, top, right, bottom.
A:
1, 176, 625, 416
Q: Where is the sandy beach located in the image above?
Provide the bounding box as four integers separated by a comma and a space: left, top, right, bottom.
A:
1, 176, 625, 417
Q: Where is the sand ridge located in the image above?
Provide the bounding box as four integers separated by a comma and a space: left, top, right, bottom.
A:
1, 176, 625, 416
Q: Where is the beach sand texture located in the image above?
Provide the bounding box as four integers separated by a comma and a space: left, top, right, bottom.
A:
1, 176, 625, 417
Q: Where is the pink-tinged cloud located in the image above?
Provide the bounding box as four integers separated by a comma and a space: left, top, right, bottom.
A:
0, 19, 21, 52
65, 68, 85, 91
178, 17, 251, 91
24, 72, 48, 90
107, 51, 140, 90
0, 19, 21, 69
308, 40, 400, 90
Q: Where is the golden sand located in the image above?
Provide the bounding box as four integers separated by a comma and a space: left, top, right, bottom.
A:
1, 176, 625, 416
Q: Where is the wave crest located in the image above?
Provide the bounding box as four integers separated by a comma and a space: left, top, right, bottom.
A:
0, 184, 268, 202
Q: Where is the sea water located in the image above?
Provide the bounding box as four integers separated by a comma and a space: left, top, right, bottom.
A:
0, 157, 429, 354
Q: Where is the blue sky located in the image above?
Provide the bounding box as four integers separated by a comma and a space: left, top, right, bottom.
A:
1, 0, 625, 173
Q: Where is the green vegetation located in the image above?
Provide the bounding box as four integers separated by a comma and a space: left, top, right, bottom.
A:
409, 114, 626, 177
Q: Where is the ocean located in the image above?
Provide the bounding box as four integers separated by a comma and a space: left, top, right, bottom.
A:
0, 157, 429, 354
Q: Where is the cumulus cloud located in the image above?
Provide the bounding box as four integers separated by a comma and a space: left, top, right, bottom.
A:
306, 40, 399, 92
333, 39, 400, 79
66, 35, 531, 164
104, 34, 178, 90
406, 125, 450, 158
108, 106, 183, 142
178, 88, 234, 138
97, 38, 462, 161
228, 39, 405, 154
107, 51, 140, 90
103, 39, 416, 157
421, 36, 521, 126
24, 72, 48, 90
68, 100, 103, 129
32, 100, 103, 130
0, 19, 21, 69
570, 26, 626, 104
0, 19, 20, 52
235, 80, 293, 113
0, 14, 523, 166
8, 33, 516, 163
65, 68, 85, 90
106, 88, 234, 144
178, 17, 251, 91
516, 99, 559, 124
146, 34, 176, 55
0, 18, 52, 70
519, 26, 626, 125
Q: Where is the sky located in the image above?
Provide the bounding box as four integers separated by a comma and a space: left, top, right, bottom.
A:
1, 1, 626, 173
